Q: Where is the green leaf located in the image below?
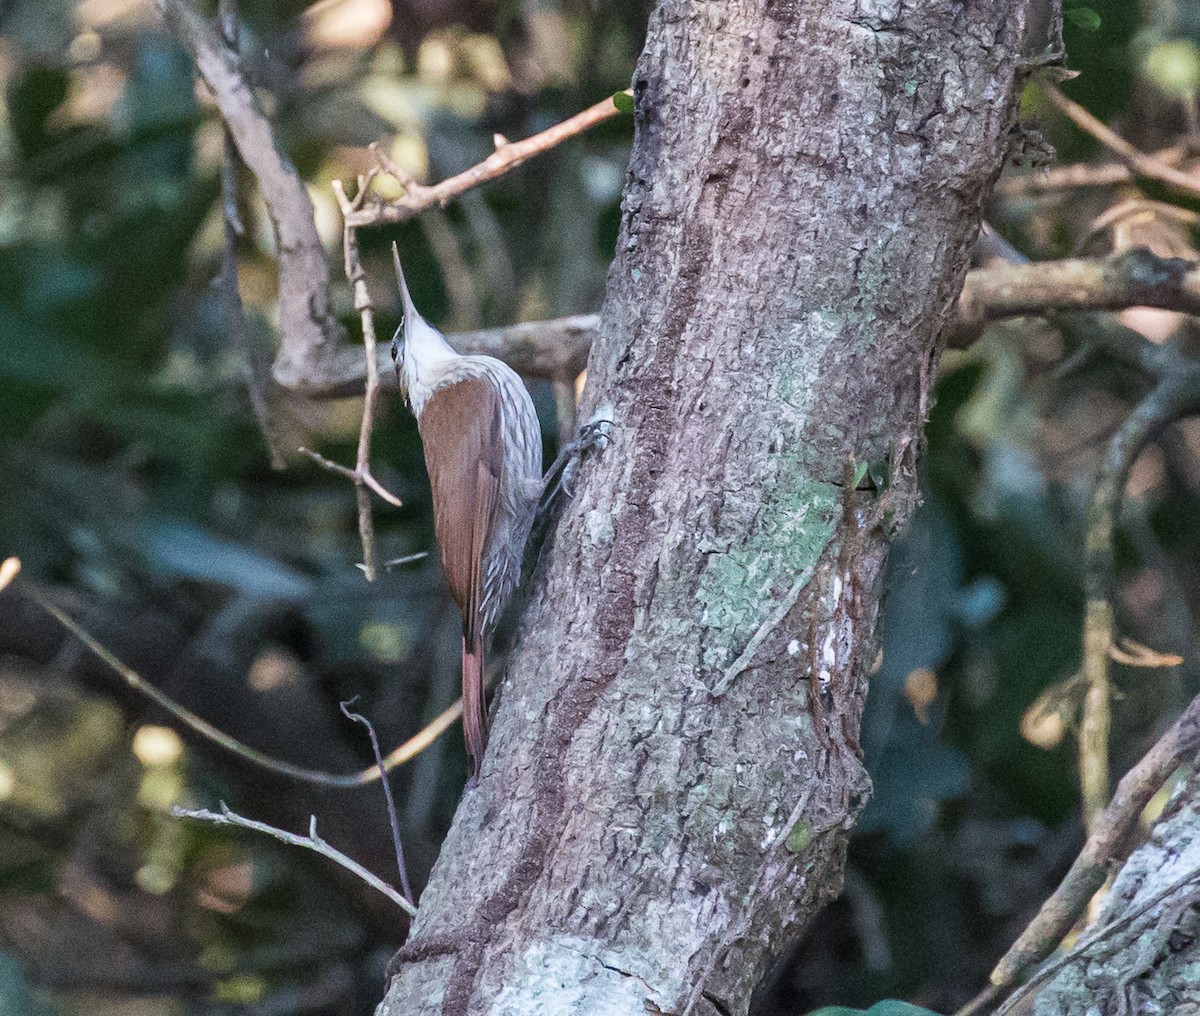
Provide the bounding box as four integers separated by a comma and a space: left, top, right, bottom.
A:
852, 459, 870, 489
612, 90, 635, 114
803, 1003, 942, 1016
865, 1004, 943, 1016
1064, 7, 1101, 31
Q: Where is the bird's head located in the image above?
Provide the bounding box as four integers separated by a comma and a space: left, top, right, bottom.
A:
390, 243, 457, 400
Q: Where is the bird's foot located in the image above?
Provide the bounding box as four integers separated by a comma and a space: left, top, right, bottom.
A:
538, 412, 613, 512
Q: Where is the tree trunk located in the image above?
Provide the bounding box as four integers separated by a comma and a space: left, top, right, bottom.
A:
381, 2, 1033, 1013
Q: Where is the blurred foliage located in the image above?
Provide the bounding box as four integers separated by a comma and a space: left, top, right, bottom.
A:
1, 1, 1200, 1015
0, 0, 642, 1012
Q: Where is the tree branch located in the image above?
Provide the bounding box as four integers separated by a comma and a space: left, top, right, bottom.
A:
1042, 83, 1200, 203
996, 140, 1196, 198
309, 249, 1200, 399
346, 93, 630, 228
955, 249, 1200, 328
1077, 371, 1200, 832
153, 0, 345, 390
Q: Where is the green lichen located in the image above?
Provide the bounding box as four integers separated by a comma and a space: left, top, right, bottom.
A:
697, 474, 837, 667
785, 819, 812, 854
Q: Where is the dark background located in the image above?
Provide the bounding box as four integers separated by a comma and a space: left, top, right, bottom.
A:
1, 1, 1198, 1013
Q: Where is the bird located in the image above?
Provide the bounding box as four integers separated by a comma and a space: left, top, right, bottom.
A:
390, 245, 543, 781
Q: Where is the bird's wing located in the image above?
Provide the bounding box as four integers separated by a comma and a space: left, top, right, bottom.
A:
417, 376, 504, 645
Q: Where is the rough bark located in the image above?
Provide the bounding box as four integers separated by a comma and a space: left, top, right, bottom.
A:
1031, 770, 1200, 1016
380, 2, 1032, 1014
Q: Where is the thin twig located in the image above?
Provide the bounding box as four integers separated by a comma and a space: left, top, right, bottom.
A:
710, 566, 816, 697
347, 91, 632, 228
303, 174, 406, 581
959, 642, 1200, 1014
172, 802, 417, 916
384, 551, 430, 569
339, 700, 414, 906
18, 578, 462, 788
1042, 84, 1200, 202
996, 140, 1195, 198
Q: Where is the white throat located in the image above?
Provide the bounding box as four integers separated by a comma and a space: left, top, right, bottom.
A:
401, 313, 458, 412
392, 244, 461, 413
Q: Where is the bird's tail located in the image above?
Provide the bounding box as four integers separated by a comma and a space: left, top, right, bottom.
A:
462, 635, 488, 780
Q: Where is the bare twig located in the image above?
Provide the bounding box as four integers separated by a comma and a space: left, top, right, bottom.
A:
347, 92, 632, 228
302, 175, 405, 581
339, 700, 414, 906
1042, 84, 1200, 202
18, 578, 463, 788
153, 0, 344, 390
956, 611, 1200, 1015
384, 551, 430, 569
1107, 637, 1184, 668
710, 566, 816, 697
172, 802, 417, 916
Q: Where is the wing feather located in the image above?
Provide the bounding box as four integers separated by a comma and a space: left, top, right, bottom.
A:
418, 376, 504, 644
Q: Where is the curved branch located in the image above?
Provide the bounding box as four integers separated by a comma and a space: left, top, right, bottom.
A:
17, 579, 465, 789
1077, 373, 1200, 831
